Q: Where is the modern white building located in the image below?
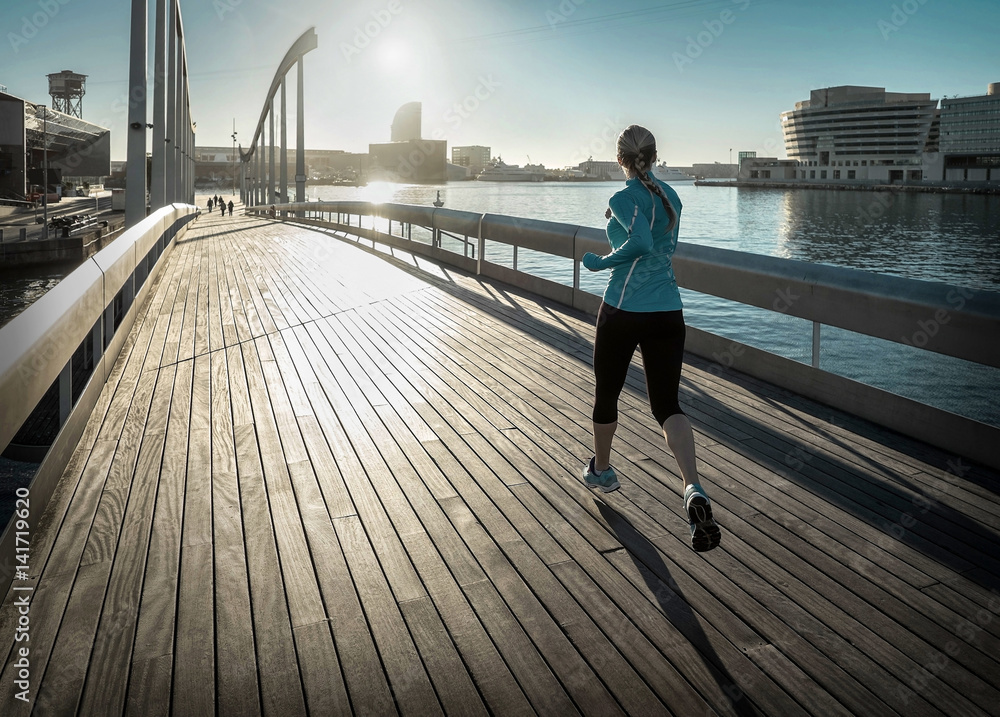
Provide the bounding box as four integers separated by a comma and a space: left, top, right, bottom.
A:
939, 83, 1000, 182
780, 86, 940, 183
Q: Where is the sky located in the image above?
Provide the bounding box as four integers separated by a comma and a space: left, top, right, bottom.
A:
2, 0, 998, 168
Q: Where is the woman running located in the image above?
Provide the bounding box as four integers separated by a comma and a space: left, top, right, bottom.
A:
581, 124, 721, 552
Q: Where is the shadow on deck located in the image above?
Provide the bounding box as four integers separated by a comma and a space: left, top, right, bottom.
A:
1, 208, 998, 716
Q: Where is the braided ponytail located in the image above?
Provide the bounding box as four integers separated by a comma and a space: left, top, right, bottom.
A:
617, 125, 678, 233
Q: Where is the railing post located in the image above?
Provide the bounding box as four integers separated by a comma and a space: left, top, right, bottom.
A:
59, 360, 72, 426
92, 318, 103, 377
812, 322, 821, 368
572, 227, 580, 291
476, 214, 486, 275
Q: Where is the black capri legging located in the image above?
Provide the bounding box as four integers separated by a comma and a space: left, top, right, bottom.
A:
592, 302, 686, 426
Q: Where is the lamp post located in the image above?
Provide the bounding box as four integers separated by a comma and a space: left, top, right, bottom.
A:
40, 104, 48, 239
729, 147, 733, 179
231, 119, 237, 196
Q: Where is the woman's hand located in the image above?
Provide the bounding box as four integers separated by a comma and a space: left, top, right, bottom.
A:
582, 253, 605, 271
605, 207, 612, 220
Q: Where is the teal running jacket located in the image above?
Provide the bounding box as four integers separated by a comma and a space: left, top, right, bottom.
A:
588, 176, 683, 312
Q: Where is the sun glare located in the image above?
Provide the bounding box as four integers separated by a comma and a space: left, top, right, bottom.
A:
377, 40, 407, 70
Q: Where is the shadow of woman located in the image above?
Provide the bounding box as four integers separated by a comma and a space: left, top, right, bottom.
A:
595, 500, 761, 717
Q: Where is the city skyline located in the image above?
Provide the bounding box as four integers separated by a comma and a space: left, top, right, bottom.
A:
2, 0, 998, 168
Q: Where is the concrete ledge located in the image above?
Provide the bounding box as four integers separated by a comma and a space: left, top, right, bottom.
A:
684, 326, 1000, 470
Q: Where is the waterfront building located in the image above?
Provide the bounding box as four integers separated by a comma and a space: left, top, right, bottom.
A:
451, 145, 491, 175
193, 146, 369, 187
738, 157, 798, 180
369, 101, 446, 182
780, 85, 939, 184
577, 159, 624, 180
390, 102, 422, 142
691, 163, 738, 179
0, 90, 110, 200
939, 82, 1000, 183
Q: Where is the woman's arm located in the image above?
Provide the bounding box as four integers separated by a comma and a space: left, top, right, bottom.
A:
585, 193, 653, 271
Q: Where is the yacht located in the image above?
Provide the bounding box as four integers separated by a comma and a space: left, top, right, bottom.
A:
652, 163, 694, 182
476, 159, 545, 182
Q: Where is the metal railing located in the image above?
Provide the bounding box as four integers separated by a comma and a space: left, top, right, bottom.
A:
0, 202, 197, 594
252, 200, 1000, 467
0, 203, 197, 454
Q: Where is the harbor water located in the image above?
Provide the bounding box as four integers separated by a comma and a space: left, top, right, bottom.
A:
311, 181, 1000, 429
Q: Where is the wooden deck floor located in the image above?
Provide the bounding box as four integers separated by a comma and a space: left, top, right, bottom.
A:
2, 207, 999, 716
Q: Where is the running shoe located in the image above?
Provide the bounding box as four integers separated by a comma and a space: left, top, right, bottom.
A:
684, 483, 721, 552
582, 457, 620, 493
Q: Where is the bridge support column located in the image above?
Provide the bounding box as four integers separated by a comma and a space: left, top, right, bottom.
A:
151, 0, 166, 210
125, 0, 147, 227
165, 0, 176, 205
268, 100, 275, 204
295, 56, 305, 215
280, 75, 288, 211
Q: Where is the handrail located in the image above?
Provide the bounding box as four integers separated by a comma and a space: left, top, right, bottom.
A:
0, 203, 198, 455
252, 200, 1000, 370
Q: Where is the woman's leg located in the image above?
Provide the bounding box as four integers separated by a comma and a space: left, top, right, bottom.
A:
592, 304, 638, 471
638, 311, 697, 484
662, 414, 698, 488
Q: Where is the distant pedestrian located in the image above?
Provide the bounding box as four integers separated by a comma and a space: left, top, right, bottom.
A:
269, 204, 276, 219
207, 197, 213, 213
581, 124, 721, 553
228, 200, 234, 216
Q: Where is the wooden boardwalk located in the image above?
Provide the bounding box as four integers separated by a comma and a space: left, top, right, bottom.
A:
2, 206, 999, 716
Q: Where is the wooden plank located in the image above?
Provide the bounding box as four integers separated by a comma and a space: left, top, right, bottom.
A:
79, 366, 168, 567
32, 561, 111, 715
399, 596, 488, 717
242, 339, 328, 629
124, 653, 172, 717
77, 395, 172, 714
335, 515, 441, 716
292, 621, 352, 715
171, 542, 215, 715
209, 348, 262, 717
461, 578, 580, 716
395, 531, 533, 716
233, 421, 309, 716
126, 359, 192, 706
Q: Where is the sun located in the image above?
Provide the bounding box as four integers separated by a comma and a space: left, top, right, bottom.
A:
377, 40, 408, 70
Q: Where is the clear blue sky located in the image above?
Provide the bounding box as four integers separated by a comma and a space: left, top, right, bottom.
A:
2, 0, 998, 167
